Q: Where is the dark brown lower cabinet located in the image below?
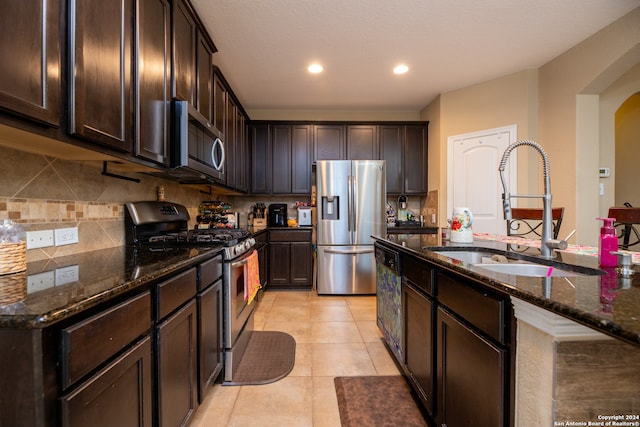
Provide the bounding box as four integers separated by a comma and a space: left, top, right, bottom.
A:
436, 306, 507, 427
198, 280, 223, 401
157, 299, 198, 427
60, 336, 153, 427
402, 281, 435, 417
268, 229, 313, 288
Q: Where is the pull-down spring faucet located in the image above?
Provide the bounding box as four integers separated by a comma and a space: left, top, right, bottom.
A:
499, 140, 566, 258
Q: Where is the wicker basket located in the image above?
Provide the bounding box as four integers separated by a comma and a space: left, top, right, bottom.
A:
0, 271, 27, 305
0, 241, 27, 275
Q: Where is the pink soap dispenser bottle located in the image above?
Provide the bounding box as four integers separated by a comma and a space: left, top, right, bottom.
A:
597, 217, 618, 267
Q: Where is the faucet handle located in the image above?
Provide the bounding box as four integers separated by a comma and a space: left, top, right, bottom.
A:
611, 251, 634, 276
545, 229, 575, 252
563, 229, 576, 242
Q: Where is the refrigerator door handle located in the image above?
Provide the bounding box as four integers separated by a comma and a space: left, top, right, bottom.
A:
347, 175, 353, 233
323, 248, 374, 255
352, 174, 357, 236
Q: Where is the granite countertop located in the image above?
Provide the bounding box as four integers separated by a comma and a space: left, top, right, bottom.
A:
0, 245, 222, 329
387, 226, 438, 234
374, 234, 640, 348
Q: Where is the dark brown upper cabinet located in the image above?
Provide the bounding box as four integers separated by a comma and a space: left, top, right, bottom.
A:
197, 32, 213, 122
380, 124, 428, 195
250, 124, 271, 194
250, 123, 312, 195
347, 125, 378, 159
213, 67, 249, 193
379, 125, 403, 194
0, 0, 61, 126
404, 124, 428, 194
271, 124, 291, 194
171, 0, 196, 107
313, 124, 345, 161
291, 124, 312, 194
69, 0, 134, 152
135, 0, 171, 166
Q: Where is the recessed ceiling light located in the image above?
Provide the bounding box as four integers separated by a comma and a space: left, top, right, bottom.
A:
393, 65, 409, 75
308, 64, 323, 74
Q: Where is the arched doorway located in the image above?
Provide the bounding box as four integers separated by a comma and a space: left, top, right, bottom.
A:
615, 92, 640, 207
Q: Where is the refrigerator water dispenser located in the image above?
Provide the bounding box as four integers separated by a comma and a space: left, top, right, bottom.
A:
321, 196, 339, 220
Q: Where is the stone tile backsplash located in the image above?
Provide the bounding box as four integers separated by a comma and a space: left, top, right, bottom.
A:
0, 145, 204, 262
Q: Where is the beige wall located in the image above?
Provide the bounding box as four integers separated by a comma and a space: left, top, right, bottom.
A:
420, 69, 539, 227
422, 7, 640, 246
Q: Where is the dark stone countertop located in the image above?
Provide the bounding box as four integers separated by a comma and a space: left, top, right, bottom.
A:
387, 226, 438, 234
0, 245, 223, 329
374, 235, 640, 348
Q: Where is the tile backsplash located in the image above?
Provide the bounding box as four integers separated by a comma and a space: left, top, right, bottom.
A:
0, 145, 204, 262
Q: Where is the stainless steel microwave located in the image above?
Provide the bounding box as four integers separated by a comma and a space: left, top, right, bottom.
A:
170, 99, 225, 183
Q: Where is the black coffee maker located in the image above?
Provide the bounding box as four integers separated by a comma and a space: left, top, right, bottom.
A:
268, 204, 288, 227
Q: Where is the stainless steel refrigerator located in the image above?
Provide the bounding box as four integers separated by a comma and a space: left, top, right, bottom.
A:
316, 160, 386, 294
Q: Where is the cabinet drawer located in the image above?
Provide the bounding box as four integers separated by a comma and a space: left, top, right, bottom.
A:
437, 272, 507, 344
60, 336, 152, 427
269, 229, 311, 242
199, 254, 222, 290
402, 255, 433, 295
61, 291, 152, 389
156, 268, 197, 320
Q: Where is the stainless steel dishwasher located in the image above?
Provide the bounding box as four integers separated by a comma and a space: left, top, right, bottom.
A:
375, 243, 402, 363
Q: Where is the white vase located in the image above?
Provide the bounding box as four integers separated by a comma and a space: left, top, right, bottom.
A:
450, 207, 473, 243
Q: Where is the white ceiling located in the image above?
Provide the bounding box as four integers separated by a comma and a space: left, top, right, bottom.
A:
191, 0, 640, 113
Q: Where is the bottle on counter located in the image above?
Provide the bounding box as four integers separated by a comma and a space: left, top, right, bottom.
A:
597, 217, 618, 267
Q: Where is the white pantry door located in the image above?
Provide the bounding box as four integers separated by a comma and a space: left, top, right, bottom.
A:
447, 125, 517, 234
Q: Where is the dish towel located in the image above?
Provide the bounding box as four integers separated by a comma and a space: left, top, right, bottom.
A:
244, 250, 261, 305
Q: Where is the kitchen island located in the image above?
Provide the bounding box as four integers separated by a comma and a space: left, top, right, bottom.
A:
0, 245, 223, 427
374, 234, 640, 426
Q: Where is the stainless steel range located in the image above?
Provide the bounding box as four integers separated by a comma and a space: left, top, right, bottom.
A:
125, 201, 257, 383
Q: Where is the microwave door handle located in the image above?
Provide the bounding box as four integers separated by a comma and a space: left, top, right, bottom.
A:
211, 137, 225, 171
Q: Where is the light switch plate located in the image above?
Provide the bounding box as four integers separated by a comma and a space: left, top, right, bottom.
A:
26, 230, 54, 249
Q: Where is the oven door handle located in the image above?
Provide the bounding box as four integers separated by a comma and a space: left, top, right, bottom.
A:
231, 259, 249, 268
230, 249, 255, 268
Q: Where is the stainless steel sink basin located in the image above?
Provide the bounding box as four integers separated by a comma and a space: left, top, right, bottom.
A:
470, 263, 586, 277
428, 248, 603, 277
431, 250, 497, 264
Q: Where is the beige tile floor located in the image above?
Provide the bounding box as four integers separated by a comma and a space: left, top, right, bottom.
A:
190, 290, 401, 427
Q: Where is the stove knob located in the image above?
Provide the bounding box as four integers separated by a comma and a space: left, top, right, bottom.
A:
235, 244, 243, 256
244, 238, 254, 250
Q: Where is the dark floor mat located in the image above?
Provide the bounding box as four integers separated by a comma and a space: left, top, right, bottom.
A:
334, 376, 428, 427
223, 331, 296, 386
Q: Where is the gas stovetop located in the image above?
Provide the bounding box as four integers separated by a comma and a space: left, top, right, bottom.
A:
125, 201, 254, 258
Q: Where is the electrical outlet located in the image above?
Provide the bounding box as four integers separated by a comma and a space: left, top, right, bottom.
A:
26, 230, 54, 249
27, 271, 55, 293
431, 213, 437, 224
56, 265, 79, 286
55, 227, 79, 246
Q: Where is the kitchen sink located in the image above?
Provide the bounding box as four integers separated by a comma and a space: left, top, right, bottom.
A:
428, 248, 603, 277
431, 250, 512, 264
470, 263, 587, 277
